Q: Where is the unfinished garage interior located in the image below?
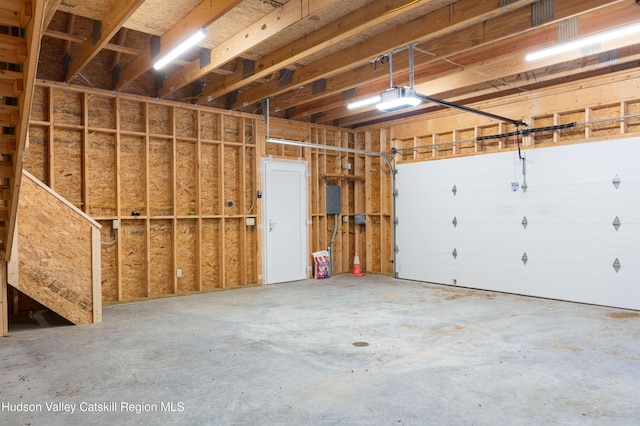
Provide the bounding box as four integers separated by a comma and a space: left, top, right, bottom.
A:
1, 0, 640, 424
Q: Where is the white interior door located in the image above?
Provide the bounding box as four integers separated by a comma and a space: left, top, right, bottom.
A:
263, 159, 308, 284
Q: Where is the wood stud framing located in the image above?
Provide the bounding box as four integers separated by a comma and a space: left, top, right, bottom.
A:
388, 70, 640, 165
18, 67, 640, 308
25, 83, 264, 303
24, 81, 388, 305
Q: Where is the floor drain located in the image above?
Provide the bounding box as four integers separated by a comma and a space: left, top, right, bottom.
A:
352, 341, 369, 347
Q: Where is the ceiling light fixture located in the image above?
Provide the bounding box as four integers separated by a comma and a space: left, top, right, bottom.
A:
153, 28, 206, 70
525, 22, 640, 62
376, 87, 420, 112
347, 44, 524, 126
347, 44, 422, 112
347, 95, 381, 110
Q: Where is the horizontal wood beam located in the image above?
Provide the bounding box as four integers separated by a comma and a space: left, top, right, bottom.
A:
116, 0, 244, 90
282, 0, 627, 120
44, 29, 140, 55
159, 0, 337, 98
43, 0, 62, 29
65, 0, 145, 83
230, 0, 541, 110
193, 0, 425, 102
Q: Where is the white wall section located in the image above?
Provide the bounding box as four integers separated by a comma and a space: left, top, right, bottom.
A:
396, 138, 640, 310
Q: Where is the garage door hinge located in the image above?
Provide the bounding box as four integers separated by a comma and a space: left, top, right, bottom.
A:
393, 189, 399, 198
395, 245, 399, 254
394, 217, 399, 226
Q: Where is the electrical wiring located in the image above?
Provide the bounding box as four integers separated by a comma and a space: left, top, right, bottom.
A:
101, 227, 118, 246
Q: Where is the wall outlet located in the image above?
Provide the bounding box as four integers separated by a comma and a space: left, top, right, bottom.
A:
176, 269, 182, 278
246, 217, 256, 226
113, 219, 119, 229
343, 215, 349, 223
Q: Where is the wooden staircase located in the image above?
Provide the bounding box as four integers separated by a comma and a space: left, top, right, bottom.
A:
0, 0, 46, 336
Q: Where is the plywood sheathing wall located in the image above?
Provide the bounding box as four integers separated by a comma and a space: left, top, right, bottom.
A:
26, 82, 390, 304
263, 122, 393, 278
382, 70, 640, 164
11, 171, 101, 324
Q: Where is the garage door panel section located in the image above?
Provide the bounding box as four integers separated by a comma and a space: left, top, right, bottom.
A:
396, 138, 640, 310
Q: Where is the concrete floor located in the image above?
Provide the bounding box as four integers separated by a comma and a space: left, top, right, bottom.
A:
1, 275, 640, 426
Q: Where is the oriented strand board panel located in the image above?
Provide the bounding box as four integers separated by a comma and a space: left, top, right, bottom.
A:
590, 105, 621, 139
245, 119, 256, 145
368, 157, 381, 214
88, 95, 115, 129
16, 174, 97, 324
24, 126, 49, 183
201, 143, 220, 215
120, 220, 147, 300
628, 101, 640, 133
120, 135, 146, 215
245, 224, 257, 284
119, 99, 146, 132
223, 146, 241, 216
557, 110, 586, 141
176, 141, 197, 215
265, 140, 281, 157
148, 103, 172, 135
52, 128, 83, 206
245, 147, 256, 212
88, 132, 116, 217
149, 138, 173, 216
99, 221, 118, 302
30, 86, 49, 122
201, 219, 221, 290
224, 218, 241, 286
52, 89, 83, 126
199, 112, 221, 140
149, 220, 173, 296
531, 116, 555, 146
223, 115, 240, 142
177, 219, 198, 293
176, 107, 197, 138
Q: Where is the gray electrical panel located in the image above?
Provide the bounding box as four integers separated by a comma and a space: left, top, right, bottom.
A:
326, 185, 341, 214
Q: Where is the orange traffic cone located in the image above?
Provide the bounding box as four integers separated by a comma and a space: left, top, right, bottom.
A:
350, 251, 365, 277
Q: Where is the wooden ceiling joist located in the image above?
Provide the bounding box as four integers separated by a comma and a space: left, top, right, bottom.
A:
229, 0, 540, 111
194, 0, 429, 103
25, 0, 638, 129
315, 1, 639, 126
44, 29, 140, 56
65, 0, 145, 83
115, 0, 244, 91
43, 0, 62, 29
158, 0, 340, 98
279, 0, 620, 121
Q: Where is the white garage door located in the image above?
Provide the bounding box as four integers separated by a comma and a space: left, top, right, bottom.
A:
396, 138, 640, 310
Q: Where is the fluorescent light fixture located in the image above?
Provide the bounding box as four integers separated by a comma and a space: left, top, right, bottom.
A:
376, 87, 421, 112
153, 28, 206, 70
526, 22, 640, 62
347, 95, 381, 110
